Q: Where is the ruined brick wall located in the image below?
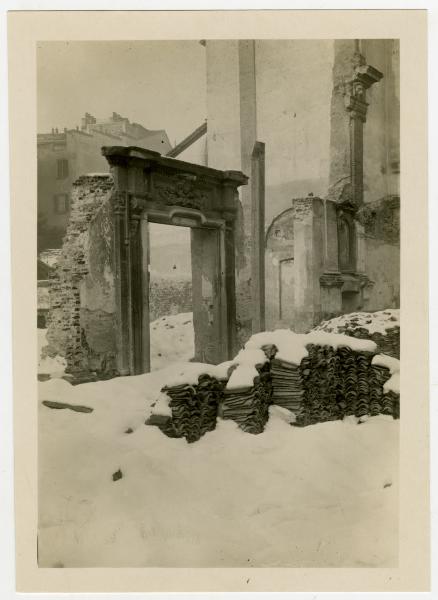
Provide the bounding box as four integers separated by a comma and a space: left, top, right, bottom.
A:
46, 174, 116, 380
149, 276, 192, 321
80, 196, 117, 376
45, 172, 194, 380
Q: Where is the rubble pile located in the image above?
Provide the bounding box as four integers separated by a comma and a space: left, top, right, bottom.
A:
314, 309, 400, 358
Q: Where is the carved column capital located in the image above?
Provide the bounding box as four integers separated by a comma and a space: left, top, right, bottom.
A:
344, 63, 383, 123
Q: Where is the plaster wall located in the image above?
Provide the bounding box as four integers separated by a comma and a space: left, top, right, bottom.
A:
205, 40, 335, 342
205, 40, 242, 173
364, 239, 400, 310
362, 39, 400, 203
255, 40, 335, 225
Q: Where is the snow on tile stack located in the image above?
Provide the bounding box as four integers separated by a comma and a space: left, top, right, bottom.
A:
245, 330, 308, 415
313, 309, 400, 358
148, 363, 230, 443
220, 348, 273, 434
245, 330, 390, 427
150, 326, 400, 441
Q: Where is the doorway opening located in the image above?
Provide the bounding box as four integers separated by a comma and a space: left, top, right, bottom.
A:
341, 290, 359, 314
148, 223, 194, 370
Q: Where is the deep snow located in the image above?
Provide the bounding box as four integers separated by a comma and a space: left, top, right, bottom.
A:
38, 370, 399, 568
37, 312, 399, 568
372, 354, 401, 394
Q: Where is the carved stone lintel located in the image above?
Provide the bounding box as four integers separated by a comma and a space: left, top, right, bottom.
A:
155, 173, 206, 210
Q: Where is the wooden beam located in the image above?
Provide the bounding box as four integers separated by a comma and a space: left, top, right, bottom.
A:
166, 122, 207, 158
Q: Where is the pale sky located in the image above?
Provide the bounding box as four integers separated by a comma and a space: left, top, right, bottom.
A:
37, 41, 207, 145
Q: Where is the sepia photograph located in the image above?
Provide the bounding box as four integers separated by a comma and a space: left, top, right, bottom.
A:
36, 37, 401, 568
6, 8, 430, 594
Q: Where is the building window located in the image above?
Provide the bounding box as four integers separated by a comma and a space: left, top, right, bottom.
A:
56, 158, 69, 179
54, 193, 69, 214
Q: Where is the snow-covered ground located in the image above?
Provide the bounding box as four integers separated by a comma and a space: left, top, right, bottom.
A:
37, 312, 194, 380
38, 370, 398, 568
37, 313, 399, 567
150, 312, 194, 370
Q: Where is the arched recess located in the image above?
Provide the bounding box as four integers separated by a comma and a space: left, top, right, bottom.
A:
265, 207, 295, 329
337, 211, 356, 273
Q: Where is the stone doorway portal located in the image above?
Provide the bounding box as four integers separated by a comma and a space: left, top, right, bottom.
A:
102, 146, 248, 376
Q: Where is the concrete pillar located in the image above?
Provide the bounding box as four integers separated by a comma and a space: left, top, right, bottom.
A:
206, 40, 264, 346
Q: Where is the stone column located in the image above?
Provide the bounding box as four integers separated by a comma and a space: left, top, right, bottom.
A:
112, 190, 131, 376
345, 55, 383, 207
328, 41, 383, 207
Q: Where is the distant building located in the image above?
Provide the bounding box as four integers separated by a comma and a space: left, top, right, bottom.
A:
37, 112, 172, 251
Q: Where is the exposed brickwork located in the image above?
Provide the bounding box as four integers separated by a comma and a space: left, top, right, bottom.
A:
149, 276, 192, 321
45, 173, 195, 380
46, 174, 115, 380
